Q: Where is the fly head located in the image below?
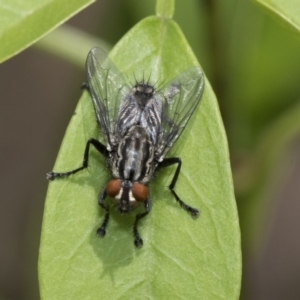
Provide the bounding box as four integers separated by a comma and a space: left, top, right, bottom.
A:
106, 179, 148, 213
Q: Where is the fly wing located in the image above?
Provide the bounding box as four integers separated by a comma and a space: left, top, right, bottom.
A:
140, 96, 163, 144
115, 93, 146, 139
86, 47, 130, 147
156, 66, 204, 160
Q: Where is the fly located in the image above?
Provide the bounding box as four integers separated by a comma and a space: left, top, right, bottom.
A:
47, 47, 205, 247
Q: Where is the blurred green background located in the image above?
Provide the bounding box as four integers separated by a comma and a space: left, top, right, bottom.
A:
1, 0, 300, 299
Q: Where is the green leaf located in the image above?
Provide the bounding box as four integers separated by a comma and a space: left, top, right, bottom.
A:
39, 16, 241, 300
254, 0, 300, 33
0, 0, 95, 63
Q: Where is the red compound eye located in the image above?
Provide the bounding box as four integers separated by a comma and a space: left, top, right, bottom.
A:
106, 180, 121, 198
132, 182, 148, 202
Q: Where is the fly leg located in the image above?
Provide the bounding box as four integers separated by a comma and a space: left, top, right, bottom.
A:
158, 157, 199, 217
97, 187, 110, 237
133, 198, 151, 248
47, 138, 108, 180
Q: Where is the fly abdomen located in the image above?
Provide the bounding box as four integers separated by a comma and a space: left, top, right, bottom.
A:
117, 126, 154, 182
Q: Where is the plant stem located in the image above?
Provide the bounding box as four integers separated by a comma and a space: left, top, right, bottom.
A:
156, 0, 174, 19
35, 25, 111, 68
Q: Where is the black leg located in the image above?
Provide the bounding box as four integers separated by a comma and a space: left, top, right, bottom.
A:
158, 157, 199, 217
133, 198, 151, 248
97, 187, 110, 237
47, 138, 108, 180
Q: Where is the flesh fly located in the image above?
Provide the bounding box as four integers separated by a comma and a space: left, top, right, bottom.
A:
47, 47, 204, 247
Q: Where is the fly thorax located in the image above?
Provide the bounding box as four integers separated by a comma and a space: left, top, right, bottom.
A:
116, 126, 155, 183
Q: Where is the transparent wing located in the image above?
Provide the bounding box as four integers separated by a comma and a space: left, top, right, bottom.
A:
86, 47, 130, 147
156, 66, 204, 160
